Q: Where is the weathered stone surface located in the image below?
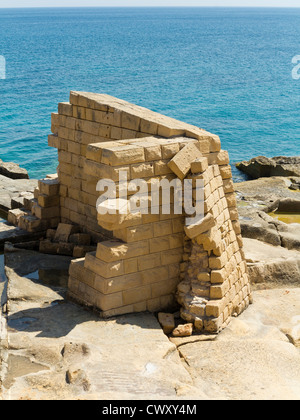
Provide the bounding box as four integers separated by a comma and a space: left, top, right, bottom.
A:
244, 238, 300, 287
0, 175, 38, 212
2, 244, 300, 400
236, 156, 300, 179
184, 214, 215, 239
158, 312, 175, 335
172, 324, 193, 337
54, 223, 78, 243
0, 222, 42, 250
179, 288, 300, 400
1, 246, 192, 400
235, 177, 300, 251
0, 160, 29, 180
168, 143, 202, 180
169, 334, 217, 347
69, 233, 91, 246
191, 157, 208, 174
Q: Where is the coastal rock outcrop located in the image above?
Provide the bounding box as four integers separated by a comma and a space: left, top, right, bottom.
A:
0, 160, 29, 180
0, 172, 37, 213
236, 156, 300, 179
235, 177, 300, 251
243, 238, 300, 287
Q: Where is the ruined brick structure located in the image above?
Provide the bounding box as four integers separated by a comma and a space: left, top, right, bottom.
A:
8, 91, 252, 333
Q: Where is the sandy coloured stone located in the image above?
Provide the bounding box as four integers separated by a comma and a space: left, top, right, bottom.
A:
114, 224, 153, 243
191, 157, 209, 174
158, 313, 175, 335
69, 233, 91, 246
168, 143, 202, 180
58, 102, 73, 116
122, 285, 151, 306
101, 145, 145, 166
172, 323, 193, 337
53, 223, 78, 243
184, 213, 215, 239
96, 240, 149, 262
38, 179, 60, 196
32, 204, 60, 220
38, 194, 60, 208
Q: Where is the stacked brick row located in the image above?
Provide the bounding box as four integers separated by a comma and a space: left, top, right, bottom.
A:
177, 154, 252, 333
8, 175, 60, 233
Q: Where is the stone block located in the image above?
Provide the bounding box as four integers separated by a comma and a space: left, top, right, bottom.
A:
38, 179, 60, 196
154, 160, 173, 176
209, 252, 228, 270
96, 240, 149, 262
138, 252, 161, 271
94, 272, 142, 294
184, 213, 215, 239
149, 237, 170, 253
122, 285, 151, 306
58, 102, 73, 117
114, 224, 153, 243
96, 291, 124, 312
32, 204, 60, 220
69, 233, 91, 246
101, 145, 145, 166
204, 315, 224, 333
191, 157, 208, 174
168, 143, 202, 180
130, 162, 155, 179
172, 323, 193, 337
139, 118, 158, 135
48, 134, 59, 148
151, 277, 179, 298
39, 240, 58, 254
121, 111, 141, 131
7, 209, 27, 226
161, 142, 180, 160
38, 194, 60, 208
220, 165, 232, 179
158, 313, 175, 335
73, 245, 97, 258
210, 269, 226, 284
57, 242, 75, 256
84, 253, 124, 278
153, 220, 173, 237
206, 299, 226, 318
210, 281, 229, 299
141, 266, 169, 285
161, 248, 183, 265
54, 223, 78, 243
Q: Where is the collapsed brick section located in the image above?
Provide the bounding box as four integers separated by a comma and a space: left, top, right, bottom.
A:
8, 91, 252, 333
178, 163, 251, 333
8, 174, 60, 232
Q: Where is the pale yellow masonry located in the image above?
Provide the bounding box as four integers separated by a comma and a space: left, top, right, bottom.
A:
8, 91, 252, 333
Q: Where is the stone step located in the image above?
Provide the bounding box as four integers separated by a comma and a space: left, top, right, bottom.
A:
18, 214, 47, 233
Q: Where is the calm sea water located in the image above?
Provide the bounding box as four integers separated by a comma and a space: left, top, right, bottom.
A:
0, 7, 300, 181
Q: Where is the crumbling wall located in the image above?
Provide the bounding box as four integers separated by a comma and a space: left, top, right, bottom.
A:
8, 91, 252, 333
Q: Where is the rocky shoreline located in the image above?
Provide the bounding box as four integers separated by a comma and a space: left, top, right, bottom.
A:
0, 163, 42, 249
0, 156, 300, 400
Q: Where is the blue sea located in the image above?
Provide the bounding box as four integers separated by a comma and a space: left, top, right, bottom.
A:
0, 7, 300, 181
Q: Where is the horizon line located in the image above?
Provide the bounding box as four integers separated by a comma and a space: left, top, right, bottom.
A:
1, 6, 300, 9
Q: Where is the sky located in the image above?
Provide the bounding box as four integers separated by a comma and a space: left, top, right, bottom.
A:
0, 1, 300, 8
